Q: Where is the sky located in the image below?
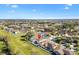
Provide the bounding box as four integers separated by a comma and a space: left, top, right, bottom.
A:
0, 4, 79, 19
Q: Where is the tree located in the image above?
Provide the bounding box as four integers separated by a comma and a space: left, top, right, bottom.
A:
55, 37, 62, 43
65, 43, 70, 48
21, 32, 33, 41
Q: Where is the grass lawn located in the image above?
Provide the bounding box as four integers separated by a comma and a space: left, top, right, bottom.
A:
0, 28, 50, 55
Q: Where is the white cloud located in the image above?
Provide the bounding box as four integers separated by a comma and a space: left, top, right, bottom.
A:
5, 5, 18, 13
8, 10, 15, 13
64, 6, 69, 10
5, 4, 19, 8
67, 4, 72, 6
11, 5, 18, 8
64, 4, 72, 10
32, 9, 36, 12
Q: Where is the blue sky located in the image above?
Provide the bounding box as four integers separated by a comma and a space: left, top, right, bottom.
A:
0, 4, 79, 19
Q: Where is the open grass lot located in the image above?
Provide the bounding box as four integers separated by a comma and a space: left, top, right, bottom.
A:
0, 28, 50, 55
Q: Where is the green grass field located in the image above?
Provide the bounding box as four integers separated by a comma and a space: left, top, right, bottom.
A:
0, 28, 50, 55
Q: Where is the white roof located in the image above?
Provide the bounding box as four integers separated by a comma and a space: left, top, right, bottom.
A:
39, 39, 48, 42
